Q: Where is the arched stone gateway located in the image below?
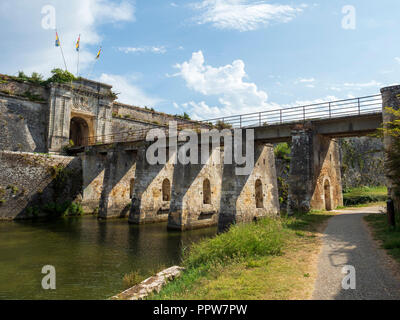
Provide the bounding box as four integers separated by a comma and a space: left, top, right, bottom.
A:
324, 179, 332, 211
69, 117, 89, 147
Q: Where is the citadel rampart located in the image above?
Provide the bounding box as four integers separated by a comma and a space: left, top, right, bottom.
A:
0, 151, 81, 220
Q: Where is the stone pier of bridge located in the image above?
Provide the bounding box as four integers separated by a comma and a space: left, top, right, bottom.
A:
286, 125, 343, 214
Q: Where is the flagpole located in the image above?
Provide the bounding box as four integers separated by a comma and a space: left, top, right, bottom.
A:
76, 34, 80, 77
87, 59, 97, 80
56, 29, 68, 71
87, 46, 101, 80
60, 45, 68, 71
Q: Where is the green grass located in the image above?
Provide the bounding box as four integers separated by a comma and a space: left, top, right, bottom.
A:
343, 186, 387, 206
149, 211, 333, 300
364, 212, 400, 263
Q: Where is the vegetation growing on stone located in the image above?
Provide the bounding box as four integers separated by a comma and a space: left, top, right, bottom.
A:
27, 201, 83, 218
6, 184, 19, 195
22, 90, 45, 102
275, 143, 291, 207
214, 120, 232, 130
45, 68, 76, 84
175, 112, 191, 121
274, 142, 291, 160
122, 271, 146, 289
2, 69, 76, 86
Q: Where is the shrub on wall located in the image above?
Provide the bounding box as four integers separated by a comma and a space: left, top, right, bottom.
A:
40, 201, 83, 217
45, 68, 76, 84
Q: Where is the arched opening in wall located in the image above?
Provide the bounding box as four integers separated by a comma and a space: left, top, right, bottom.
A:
130, 178, 135, 199
162, 178, 171, 201
255, 179, 264, 208
203, 179, 211, 204
324, 179, 332, 211
69, 117, 89, 146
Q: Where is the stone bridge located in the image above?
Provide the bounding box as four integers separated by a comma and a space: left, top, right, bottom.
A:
78, 90, 398, 231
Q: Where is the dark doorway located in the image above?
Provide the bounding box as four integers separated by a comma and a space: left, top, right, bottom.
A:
69, 117, 89, 146
324, 179, 332, 211
203, 178, 211, 204
255, 179, 264, 208
130, 178, 135, 199
162, 178, 171, 201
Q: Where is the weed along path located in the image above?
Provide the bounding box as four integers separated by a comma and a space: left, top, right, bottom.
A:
312, 206, 400, 300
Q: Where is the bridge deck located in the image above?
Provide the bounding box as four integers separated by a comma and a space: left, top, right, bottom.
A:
80, 94, 383, 147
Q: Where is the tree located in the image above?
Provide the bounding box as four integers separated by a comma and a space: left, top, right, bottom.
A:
376, 107, 400, 202
30, 72, 44, 84
46, 68, 76, 84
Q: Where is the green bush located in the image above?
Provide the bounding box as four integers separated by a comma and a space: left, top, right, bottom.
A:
41, 201, 83, 217
175, 112, 191, 120
26, 206, 40, 217
274, 143, 291, 160
30, 72, 44, 84
343, 194, 387, 206
45, 68, 76, 84
65, 202, 84, 216
22, 91, 45, 102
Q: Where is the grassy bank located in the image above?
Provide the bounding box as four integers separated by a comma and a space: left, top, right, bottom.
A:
364, 213, 400, 263
150, 211, 333, 300
343, 186, 387, 206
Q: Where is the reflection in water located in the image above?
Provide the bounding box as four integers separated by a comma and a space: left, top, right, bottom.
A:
0, 216, 216, 300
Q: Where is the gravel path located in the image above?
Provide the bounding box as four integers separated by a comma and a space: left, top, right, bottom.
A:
312, 206, 400, 300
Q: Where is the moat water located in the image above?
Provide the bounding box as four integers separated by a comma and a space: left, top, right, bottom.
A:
0, 216, 217, 300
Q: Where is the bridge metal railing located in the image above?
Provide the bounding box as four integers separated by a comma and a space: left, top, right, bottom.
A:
80, 94, 382, 147
204, 94, 382, 128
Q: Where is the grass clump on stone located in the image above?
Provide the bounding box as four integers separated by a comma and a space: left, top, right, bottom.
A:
122, 271, 146, 290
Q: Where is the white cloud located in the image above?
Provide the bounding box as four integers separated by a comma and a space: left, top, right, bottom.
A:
283, 96, 339, 108
295, 77, 316, 87
192, 0, 305, 31
174, 50, 279, 119
0, 0, 135, 76
297, 77, 315, 83
395, 57, 400, 64
343, 80, 381, 89
98, 73, 161, 107
176, 94, 344, 121
118, 46, 167, 54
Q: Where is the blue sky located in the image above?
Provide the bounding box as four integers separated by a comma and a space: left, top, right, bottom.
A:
0, 0, 399, 120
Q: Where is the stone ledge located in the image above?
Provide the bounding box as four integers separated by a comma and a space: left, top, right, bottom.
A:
111, 266, 185, 300
381, 85, 400, 93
